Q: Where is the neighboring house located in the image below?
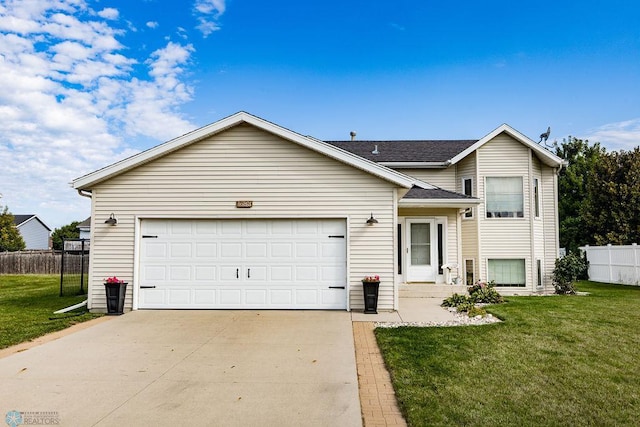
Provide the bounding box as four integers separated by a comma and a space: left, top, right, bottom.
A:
72, 112, 565, 313
77, 217, 91, 240
13, 214, 51, 250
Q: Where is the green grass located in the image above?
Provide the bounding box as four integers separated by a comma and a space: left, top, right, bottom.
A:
375, 282, 640, 426
0, 274, 102, 349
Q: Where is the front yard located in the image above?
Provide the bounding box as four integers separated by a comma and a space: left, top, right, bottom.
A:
0, 274, 101, 349
376, 281, 640, 426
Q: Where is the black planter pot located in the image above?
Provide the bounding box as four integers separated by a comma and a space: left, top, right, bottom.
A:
104, 283, 127, 315
362, 281, 380, 314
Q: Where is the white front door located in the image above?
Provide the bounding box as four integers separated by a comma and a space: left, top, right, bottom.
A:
406, 219, 437, 282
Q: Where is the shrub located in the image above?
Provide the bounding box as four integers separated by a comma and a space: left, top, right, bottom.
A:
468, 280, 503, 304
467, 305, 487, 317
456, 301, 476, 313
553, 252, 589, 295
441, 293, 471, 308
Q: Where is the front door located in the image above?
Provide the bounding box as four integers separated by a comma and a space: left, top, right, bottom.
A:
406, 219, 437, 282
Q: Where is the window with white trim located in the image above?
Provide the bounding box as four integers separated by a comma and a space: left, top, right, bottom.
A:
533, 178, 540, 218
486, 177, 524, 218
465, 259, 475, 285
488, 259, 526, 287
462, 177, 473, 218
536, 259, 543, 288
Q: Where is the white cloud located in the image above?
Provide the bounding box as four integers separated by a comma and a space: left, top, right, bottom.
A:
584, 119, 640, 152
0, 0, 197, 228
97, 8, 119, 20
193, 0, 226, 37
146, 21, 158, 29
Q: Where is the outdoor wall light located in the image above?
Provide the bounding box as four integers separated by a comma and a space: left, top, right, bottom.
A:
105, 213, 118, 226
366, 213, 378, 226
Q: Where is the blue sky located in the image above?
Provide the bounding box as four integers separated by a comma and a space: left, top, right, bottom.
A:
1, 0, 639, 228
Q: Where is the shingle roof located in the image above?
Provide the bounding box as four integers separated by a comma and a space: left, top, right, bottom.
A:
13, 214, 35, 226
323, 140, 477, 163
402, 187, 475, 200
77, 217, 91, 228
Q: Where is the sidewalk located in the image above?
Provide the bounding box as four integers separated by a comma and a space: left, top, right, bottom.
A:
351, 298, 455, 426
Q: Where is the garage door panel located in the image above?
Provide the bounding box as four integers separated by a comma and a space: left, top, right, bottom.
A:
296, 266, 319, 281
193, 290, 216, 305
195, 266, 216, 281
170, 221, 192, 235
271, 266, 292, 281
219, 289, 242, 305
246, 242, 267, 258
195, 243, 216, 257
170, 243, 192, 257
144, 266, 167, 280
169, 266, 191, 281
220, 242, 242, 258
139, 219, 347, 310
296, 243, 318, 258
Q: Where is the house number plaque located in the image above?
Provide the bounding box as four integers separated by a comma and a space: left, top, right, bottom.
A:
236, 201, 253, 208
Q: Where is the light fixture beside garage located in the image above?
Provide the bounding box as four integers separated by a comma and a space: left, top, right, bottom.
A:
366, 213, 378, 226
104, 213, 118, 226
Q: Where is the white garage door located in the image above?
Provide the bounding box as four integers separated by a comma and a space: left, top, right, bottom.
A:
138, 219, 347, 309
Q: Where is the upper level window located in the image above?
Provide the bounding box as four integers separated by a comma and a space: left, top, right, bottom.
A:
534, 178, 540, 218
462, 177, 473, 218
486, 177, 523, 218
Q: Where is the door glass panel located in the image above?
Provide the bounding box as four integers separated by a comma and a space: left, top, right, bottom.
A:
410, 223, 431, 265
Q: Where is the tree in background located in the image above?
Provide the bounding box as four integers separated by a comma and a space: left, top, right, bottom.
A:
582, 147, 640, 245
553, 137, 605, 253
51, 221, 81, 250
0, 206, 26, 251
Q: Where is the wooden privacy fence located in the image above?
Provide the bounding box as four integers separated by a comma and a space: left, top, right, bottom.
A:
0, 250, 62, 274
580, 244, 640, 286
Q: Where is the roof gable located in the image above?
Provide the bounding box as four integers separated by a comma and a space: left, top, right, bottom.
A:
449, 124, 565, 168
13, 214, 51, 231
73, 112, 425, 190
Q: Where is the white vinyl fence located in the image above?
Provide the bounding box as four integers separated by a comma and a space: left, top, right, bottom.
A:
580, 244, 640, 286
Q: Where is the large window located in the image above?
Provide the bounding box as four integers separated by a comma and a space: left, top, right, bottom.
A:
462, 177, 473, 218
486, 177, 523, 218
488, 259, 525, 287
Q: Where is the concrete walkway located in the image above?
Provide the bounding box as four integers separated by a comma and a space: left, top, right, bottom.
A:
0, 310, 361, 427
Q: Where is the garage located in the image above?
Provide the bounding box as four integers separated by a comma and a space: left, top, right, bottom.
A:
138, 218, 348, 309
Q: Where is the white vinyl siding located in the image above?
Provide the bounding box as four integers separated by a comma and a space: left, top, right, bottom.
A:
16, 219, 50, 250
456, 153, 479, 282
88, 123, 398, 312
477, 134, 532, 290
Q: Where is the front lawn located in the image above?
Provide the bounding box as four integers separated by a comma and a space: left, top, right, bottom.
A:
376, 281, 640, 426
0, 274, 102, 349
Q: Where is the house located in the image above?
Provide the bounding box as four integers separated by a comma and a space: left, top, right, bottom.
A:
77, 217, 91, 240
72, 112, 565, 313
13, 214, 52, 250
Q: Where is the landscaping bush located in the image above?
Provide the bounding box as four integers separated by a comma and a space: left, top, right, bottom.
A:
468, 280, 503, 304
553, 252, 589, 294
467, 305, 487, 317
441, 293, 471, 308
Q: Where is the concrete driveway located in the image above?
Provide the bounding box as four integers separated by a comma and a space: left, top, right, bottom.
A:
0, 311, 361, 426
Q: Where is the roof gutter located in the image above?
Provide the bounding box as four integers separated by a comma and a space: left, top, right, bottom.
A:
77, 189, 92, 198
398, 198, 482, 209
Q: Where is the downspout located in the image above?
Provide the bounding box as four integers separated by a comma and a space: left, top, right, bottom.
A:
76, 188, 93, 309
